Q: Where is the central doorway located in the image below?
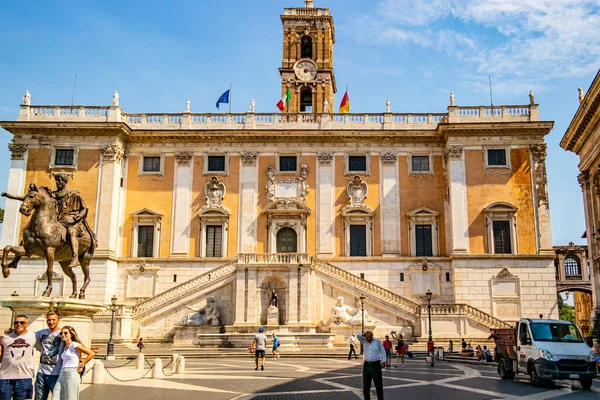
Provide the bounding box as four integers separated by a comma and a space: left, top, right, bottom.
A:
277, 227, 297, 253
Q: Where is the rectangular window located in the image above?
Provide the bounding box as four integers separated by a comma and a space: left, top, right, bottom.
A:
348, 156, 367, 172
446, 272, 451, 282
487, 149, 507, 166
137, 226, 154, 257
208, 156, 226, 172
55, 149, 74, 166
173, 274, 177, 283
143, 156, 161, 172
349, 225, 367, 256
279, 156, 297, 172
205, 225, 223, 257
415, 224, 433, 257
411, 156, 430, 172
492, 220, 512, 254
400, 273, 404, 282
360, 273, 365, 279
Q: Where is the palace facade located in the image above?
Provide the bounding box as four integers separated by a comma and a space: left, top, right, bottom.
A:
0, 1, 557, 345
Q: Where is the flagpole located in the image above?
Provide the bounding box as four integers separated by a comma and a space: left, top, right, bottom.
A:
229, 83, 232, 114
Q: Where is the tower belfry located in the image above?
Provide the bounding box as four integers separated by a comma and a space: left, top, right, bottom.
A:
280, 1, 336, 113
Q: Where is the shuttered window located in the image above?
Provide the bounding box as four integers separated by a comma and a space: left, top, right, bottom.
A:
415, 224, 433, 257
492, 221, 512, 254
205, 225, 223, 257
137, 226, 154, 257
349, 225, 367, 256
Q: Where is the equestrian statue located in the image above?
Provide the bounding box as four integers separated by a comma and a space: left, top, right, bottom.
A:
1, 173, 97, 299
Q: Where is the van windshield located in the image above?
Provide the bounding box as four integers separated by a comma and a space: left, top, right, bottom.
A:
530, 322, 583, 343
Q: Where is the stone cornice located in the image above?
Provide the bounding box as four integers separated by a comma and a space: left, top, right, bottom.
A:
439, 121, 554, 138
561, 69, 600, 153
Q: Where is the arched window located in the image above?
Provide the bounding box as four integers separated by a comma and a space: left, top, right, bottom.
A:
301, 36, 313, 59
300, 89, 312, 112
276, 228, 297, 253
564, 256, 582, 279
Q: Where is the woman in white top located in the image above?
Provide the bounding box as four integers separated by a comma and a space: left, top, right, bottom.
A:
53, 326, 95, 400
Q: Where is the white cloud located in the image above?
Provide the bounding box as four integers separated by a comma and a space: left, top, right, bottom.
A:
353, 0, 600, 91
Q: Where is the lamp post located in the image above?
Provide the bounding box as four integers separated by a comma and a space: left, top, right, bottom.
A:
426, 289, 433, 366
359, 294, 366, 355
106, 295, 118, 359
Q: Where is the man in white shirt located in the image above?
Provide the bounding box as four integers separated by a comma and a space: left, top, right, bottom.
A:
357, 331, 386, 399
348, 334, 358, 360
250, 327, 268, 371
0, 315, 36, 400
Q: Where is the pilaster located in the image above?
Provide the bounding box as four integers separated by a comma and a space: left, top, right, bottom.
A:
246, 268, 258, 324
170, 152, 193, 257
287, 267, 299, 325
298, 266, 310, 324
238, 155, 258, 252
447, 146, 469, 254
380, 152, 400, 256
234, 268, 246, 325
1, 143, 28, 248
530, 144, 553, 254
316, 152, 335, 256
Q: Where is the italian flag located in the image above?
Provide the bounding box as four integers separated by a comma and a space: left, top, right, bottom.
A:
339, 90, 350, 113
276, 88, 291, 111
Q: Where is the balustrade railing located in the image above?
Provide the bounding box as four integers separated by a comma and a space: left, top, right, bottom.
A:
132, 260, 237, 317
430, 303, 513, 329
237, 253, 312, 265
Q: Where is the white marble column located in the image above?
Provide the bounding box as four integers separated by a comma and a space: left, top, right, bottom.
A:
0, 143, 28, 248
287, 267, 299, 325
380, 152, 400, 256
238, 153, 258, 253
316, 152, 335, 256
234, 268, 246, 325
530, 144, 553, 254
170, 152, 193, 257
299, 266, 310, 324
95, 144, 125, 256
447, 146, 469, 254
246, 268, 258, 324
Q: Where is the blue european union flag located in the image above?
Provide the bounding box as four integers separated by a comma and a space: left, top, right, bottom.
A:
216, 89, 230, 110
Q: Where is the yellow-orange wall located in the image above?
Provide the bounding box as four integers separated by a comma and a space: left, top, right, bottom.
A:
466, 148, 536, 254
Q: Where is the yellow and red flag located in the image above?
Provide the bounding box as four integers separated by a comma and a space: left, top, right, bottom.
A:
339, 90, 350, 113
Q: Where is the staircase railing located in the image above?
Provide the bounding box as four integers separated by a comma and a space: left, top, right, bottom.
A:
132, 260, 237, 318
429, 303, 513, 329
313, 258, 421, 315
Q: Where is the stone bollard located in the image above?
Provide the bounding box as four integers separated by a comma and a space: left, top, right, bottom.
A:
152, 358, 165, 379
170, 353, 179, 373
91, 360, 105, 384
176, 356, 185, 374
136, 352, 145, 370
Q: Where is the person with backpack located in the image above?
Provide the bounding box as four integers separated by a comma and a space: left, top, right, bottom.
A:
271, 333, 280, 360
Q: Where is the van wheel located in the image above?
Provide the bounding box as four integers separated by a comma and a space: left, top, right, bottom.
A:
580, 379, 593, 390
498, 360, 513, 380
529, 364, 546, 386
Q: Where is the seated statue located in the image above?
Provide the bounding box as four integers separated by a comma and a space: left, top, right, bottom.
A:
329, 296, 374, 326
179, 296, 221, 327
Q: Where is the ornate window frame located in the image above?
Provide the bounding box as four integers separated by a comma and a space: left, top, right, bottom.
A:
485, 202, 518, 254
276, 153, 302, 174
344, 153, 371, 176
342, 206, 374, 257
49, 145, 79, 172
130, 208, 163, 258
407, 153, 433, 175
203, 153, 229, 176
407, 207, 439, 257
491, 268, 521, 322
138, 153, 165, 176
262, 199, 311, 254
198, 208, 230, 258
484, 146, 511, 174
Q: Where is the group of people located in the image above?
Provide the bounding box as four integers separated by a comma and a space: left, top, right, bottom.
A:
249, 328, 281, 371
0, 311, 95, 400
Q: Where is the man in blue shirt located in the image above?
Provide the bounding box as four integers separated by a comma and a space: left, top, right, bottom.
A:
357, 331, 386, 399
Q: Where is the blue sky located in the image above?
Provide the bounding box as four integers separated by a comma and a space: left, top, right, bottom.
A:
1, 0, 598, 246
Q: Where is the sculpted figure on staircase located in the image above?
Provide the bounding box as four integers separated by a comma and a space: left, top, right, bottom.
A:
179, 296, 221, 326
329, 296, 373, 326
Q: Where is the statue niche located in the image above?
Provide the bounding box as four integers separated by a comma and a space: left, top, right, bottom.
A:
260, 276, 286, 326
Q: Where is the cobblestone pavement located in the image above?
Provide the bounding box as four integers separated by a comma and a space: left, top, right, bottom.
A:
80, 357, 600, 399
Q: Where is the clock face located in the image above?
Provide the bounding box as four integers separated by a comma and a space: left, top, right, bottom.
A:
294, 60, 317, 81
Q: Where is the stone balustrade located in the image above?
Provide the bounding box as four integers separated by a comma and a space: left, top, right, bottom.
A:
430, 303, 513, 329
15, 103, 540, 130
237, 253, 312, 265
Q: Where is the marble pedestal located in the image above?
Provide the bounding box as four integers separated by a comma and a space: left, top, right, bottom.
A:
329, 325, 376, 346
1, 296, 105, 348
267, 307, 279, 326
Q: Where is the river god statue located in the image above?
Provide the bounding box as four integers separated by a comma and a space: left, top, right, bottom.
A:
179, 296, 221, 326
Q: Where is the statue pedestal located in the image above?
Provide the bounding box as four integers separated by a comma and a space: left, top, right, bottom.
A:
1, 296, 105, 348
267, 307, 279, 326
329, 325, 376, 346
173, 326, 222, 345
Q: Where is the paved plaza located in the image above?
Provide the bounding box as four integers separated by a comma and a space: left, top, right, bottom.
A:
80, 357, 599, 399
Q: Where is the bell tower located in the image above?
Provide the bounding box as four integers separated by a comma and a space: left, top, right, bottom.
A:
280, 1, 336, 114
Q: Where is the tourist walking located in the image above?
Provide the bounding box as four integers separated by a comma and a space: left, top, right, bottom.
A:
357, 331, 386, 400
137, 338, 145, 353
391, 332, 405, 368
34, 311, 63, 400
382, 336, 392, 368
0, 315, 36, 400
348, 334, 358, 360
52, 326, 95, 400
427, 339, 435, 367
461, 338, 467, 350
271, 333, 280, 360
447, 340, 454, 356
250, 327, 268, 371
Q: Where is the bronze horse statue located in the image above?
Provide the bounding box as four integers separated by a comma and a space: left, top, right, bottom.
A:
1, 184, 94, 299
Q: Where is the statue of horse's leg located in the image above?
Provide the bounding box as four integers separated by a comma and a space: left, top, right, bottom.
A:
78, 251, 92, 299
59, 261, 77, 299
2, 246, 27, 278
41, 247, 55, 297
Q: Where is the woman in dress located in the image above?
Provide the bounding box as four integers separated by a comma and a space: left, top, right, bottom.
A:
53, 326, 95, 400
391, 332, 406, 368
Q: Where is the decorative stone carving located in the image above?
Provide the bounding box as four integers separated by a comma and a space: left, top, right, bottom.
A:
317, 152, 334, 165
347, 176, 367, 207
450, 92, 455, 107
249, 99, 255, 113
594, 170, 600, 196
446, 146, 463, 160
178, 296, 220, 327
381, 152, 397, 164
8, 143, 27, 160
530, 144, 549, 208
495, 268, 517, 280
323, 99, 329, 113
577, 172, 590, 191
101, 144, 124, 163
386, 99, 391, 113
241, 152, 257, 166
175, 151, 193, 165
578, 87, 584, 104
298, 164, 309, 201
23, 90, 31, 106
113, 90, 119, 106
205, 176, 226, 208
185, 99, 190, 113
266, 164, 276, 201
529, 90, 535, 105
329, 296, 374, 326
